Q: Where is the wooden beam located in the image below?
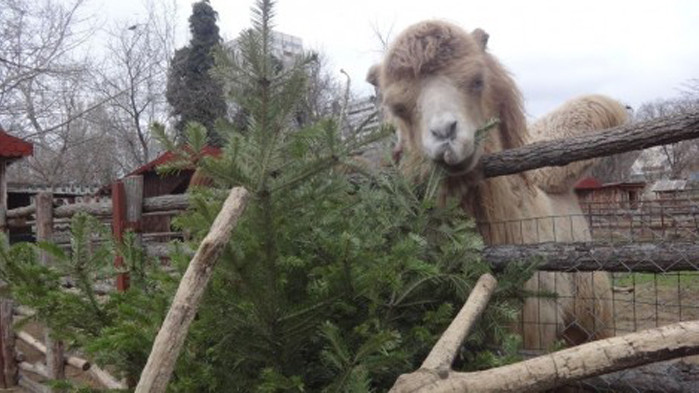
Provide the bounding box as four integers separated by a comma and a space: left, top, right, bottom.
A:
34, 193, 65, 386
16, 331, 91, 371
89, 363, 126, 390
134, 187, 249, 393
484, 241, 699, 272
18, 362, 48, 379
391, 320, 699, 392
420, 274, 497, 371
0, 299, 17, 387
18, 374, 50, 393
479, 111, 699, 179
112, 181, 128, 292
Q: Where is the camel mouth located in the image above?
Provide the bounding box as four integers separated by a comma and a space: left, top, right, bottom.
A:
433, 144, 479, 175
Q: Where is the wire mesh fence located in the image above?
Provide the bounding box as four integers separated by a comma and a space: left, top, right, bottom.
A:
480, 195, 699, 391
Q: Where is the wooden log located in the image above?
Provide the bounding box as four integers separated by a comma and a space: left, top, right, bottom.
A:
54, 200, 112, 218
89, 363, 126, 390
0, 299, 17, 387
16, 331, 91, 371
14, 305, 36, 317
134, 187, 250, 393
484, 241, 699, 273
5, 204, 35, 219
580, 360, 699, 392
144, 242, 195, 259
390, 320, 699, 393
7, 194, 189, 222
17, 331, 45, 354
421, 274, 497, 371
479, 111, 699, 179
35, 193, 65, 385
142, 194, 190, 213
18, 374, 51, 393
18, 361, 48, 378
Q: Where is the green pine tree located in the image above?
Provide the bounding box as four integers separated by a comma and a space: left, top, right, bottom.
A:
0, 1, 536, 391
166, 0, 227, 145
155, 1, 533, 391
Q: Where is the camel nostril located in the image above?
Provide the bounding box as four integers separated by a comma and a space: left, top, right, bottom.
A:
430, 121, 458, 141
446, 121, 457, 140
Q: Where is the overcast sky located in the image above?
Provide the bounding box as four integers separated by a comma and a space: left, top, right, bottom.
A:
93, 0, 699, 118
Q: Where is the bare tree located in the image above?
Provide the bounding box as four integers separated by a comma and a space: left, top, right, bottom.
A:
0, 0, 103, 185
92, 0, 177, 169
0, 0, 178, 185
634, 96, 699, 179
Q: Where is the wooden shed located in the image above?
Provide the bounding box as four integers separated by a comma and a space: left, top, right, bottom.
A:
99, 146, 221, 236
575, 176, 646, 210
0, 128, 33, 232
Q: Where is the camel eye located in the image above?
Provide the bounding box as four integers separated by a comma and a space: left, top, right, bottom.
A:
470, 77, 484, 92
391, 103, 409, 119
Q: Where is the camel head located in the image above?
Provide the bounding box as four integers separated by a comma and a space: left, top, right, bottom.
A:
368, 21, 526, 174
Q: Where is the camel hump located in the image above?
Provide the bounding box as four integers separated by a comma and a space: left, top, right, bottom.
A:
528, 95, 629, 194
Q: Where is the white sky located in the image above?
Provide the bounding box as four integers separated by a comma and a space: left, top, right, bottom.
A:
91, 0, 699, 118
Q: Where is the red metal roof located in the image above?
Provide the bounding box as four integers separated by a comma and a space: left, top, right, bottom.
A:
126, 146, 221, 176
0, 128, 33, 159
574, 176, 646, 190
574, 176, 603, 190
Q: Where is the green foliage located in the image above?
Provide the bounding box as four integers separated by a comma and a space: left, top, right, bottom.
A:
1, 2, 535, 392
150, 2, 533, 391
166, 0, 227, 144
0, 213, 178, 388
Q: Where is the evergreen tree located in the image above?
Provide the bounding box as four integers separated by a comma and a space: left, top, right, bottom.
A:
166, 0, 227, 145
154, 1, 533, 390
0, 1, 535, 391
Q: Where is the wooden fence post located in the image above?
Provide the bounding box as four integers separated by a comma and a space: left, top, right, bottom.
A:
111, 176, 143, 292
124, 175, 144, 252
35, 192, 65, 386
0, 299, 17, 387
112, 181, 128, 291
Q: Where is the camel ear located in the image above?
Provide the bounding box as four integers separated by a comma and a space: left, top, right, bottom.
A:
472, 28, 489, 51
366, 63, 382, 87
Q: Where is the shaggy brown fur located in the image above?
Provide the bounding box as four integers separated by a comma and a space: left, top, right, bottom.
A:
368, 20, 627, 351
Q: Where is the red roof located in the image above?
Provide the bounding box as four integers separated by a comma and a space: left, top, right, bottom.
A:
0, 128, 33, 159
574, 176, 646, 190
574, 176, 603, 190
126, 146, 221, 176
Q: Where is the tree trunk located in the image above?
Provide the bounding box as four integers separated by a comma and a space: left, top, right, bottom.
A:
134, 187, 249, 393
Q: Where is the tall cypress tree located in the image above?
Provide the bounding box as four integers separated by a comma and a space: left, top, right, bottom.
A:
166, 0, 227, 145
